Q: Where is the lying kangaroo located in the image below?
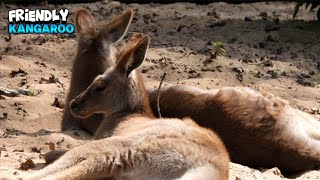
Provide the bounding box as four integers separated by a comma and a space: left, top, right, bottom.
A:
61, 8, 133, 133
148, 85, 320, 173
59, 8, 320, 173
16, 34, 229, 180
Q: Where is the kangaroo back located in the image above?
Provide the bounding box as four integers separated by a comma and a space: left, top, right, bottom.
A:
148, 85, 320, 173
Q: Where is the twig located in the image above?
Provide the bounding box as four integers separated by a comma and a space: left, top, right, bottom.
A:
50, 73, 65, 89
297, 39, 320, 53
0, 87, 19, 97
5, 34, 11, 42
247, 62, 265, 66
153, 42, 172, 47
249, 4, 260, 12
156, 72, 166, 118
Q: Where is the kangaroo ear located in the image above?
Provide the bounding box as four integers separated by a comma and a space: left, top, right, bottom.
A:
98, 9, 133, 43
75, 9, 96, 38
116, 34, 150, 77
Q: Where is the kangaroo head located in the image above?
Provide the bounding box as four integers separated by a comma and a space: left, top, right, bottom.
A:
70, 34, 150, 118
75, 8, 133, 66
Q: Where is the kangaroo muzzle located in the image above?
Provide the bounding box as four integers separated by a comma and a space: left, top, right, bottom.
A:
70, 99, 88, 118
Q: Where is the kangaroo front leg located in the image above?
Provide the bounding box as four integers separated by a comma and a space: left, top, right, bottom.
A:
297, 109, 320, 140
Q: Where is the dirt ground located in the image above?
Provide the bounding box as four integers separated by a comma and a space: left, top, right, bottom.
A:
0, 1, 320, 179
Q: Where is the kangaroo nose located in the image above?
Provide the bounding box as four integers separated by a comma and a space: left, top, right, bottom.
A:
70, 100, 79, 110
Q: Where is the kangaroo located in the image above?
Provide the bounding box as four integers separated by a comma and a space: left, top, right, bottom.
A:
61, 8, 133, 133
15, 34, 229, 180
59, 8, 320, 173
147, 85, 320, 173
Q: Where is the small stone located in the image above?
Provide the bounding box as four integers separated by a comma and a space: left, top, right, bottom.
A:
268, 70, 280, 79
141, 68, 148, 73
264, 167, 284, 178
0, 130, 5, 136
18, 89, 33, 96
209, 21, 226, 28
259, 12, 268, 18
30, 147, 41, 153
207, 11, 220, 18
244, 17, 252, 21
296, 78, 316, 87
142, 14, 151, 20
265, 25, 279, 32
310, 107, 319, 114
13, 148, 24, 152
259, 42, 266, 48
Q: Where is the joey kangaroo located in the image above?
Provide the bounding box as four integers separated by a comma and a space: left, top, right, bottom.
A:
61, 8, 133, 133
148, 85, 320, 173
17, 34, 229, 180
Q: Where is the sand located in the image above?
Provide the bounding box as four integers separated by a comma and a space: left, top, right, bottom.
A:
0, 1, 319, 179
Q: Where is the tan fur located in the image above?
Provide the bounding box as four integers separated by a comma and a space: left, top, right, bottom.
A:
148, 86, 320, 173
17, 34, 229, 180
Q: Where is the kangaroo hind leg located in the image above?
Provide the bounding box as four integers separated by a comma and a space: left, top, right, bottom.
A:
23, 137, 133, 180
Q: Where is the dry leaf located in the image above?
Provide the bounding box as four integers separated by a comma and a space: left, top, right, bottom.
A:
46, 142, 55, 151
19, 159, 35, 171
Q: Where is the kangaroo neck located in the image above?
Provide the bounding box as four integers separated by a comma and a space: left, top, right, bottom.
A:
94, 72, 155, 139
95, 112, 153, 139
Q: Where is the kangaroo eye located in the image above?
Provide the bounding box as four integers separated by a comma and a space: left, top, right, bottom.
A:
95, 86, 105, 92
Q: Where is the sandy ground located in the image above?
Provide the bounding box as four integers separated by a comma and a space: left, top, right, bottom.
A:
0, 1, 320, 179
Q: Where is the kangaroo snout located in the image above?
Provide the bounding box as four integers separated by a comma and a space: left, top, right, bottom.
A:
70, 99, 80, 110
70, 99, 87, 118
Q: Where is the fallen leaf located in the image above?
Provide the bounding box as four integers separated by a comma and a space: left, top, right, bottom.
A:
10, 69, 27, 78
30, 147, 42, 153
46, 142, 55, 151
19, 159, 35, 171
52, 97, 65, 109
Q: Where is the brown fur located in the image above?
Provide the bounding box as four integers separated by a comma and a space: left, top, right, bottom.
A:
61, 9, 133, 133
148, 85, 320, 173
18, 34, 229, 180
